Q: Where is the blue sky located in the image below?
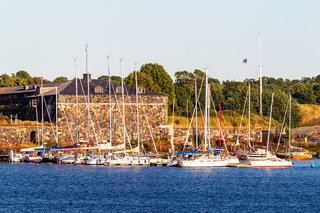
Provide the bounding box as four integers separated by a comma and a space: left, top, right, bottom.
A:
1, 0, 320, 82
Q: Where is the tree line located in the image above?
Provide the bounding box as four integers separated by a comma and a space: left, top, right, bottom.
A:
3, 64, 320, 127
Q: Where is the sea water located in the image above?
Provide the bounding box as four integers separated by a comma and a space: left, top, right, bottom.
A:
0, 160, 319, 212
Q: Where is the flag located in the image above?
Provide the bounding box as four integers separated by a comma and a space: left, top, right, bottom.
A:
242, 58, 248, 64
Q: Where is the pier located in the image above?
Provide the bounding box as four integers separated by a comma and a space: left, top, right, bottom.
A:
0, 155, 8, 162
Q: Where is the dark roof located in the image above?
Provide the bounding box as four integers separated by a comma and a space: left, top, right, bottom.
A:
0, 77, 167, 97
0, 81, 68, 95
60, 78, 166, 96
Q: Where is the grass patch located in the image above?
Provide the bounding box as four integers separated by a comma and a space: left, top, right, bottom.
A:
0, 113, 51, 126
298, 104, 320, 127
169, 110, 281, 129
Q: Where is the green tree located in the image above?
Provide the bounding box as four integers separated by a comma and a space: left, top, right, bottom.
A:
124, 72, 161, 93
291, 83, 316, 104
210, 82, 224, 111
222, 81, 248, 111
98, 75, 121, 84
313, 83, 320, 104
53, 76, 68, 82
16, 70, 31, 79
315, 75, 320, 84
140, 63, 175, 112
174, 71, 195, 116
0, 74, 11, 86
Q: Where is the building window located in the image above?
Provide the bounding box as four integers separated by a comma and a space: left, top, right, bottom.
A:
137, 87, 145, 94
94, 86, 104, 94
115, 86, 123, 94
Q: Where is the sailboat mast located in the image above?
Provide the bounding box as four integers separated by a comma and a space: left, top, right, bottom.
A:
266, 93, 274, 153
36, 101, 39, 146
208, 88, 210, 148
107, 56, 112, 146
135, 64, 140, 154
187, 101, 188, 129
219, 101, 221, 147
195, 77, 198, 150
248, 84, 251, 149
120, 58, 126, 150
258, 33, 263, 116
56, 87, 58, 145
204, 68, 208, 152
41, 77, 44, 146
289, 95, 292, 153
75, 57, 79, 145
85, 44, 90, 144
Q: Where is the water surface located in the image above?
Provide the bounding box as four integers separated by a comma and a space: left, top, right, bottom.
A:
0, 160, 319, 212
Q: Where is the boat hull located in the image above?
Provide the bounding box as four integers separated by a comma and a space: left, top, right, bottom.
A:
178, 159, 229, 167
227, 157, 240, 164
106, 156, 152, 166
276, 153, 312, 160
250, 160, 293, 168
61, 158, 75, 164
86, 158, 106, 165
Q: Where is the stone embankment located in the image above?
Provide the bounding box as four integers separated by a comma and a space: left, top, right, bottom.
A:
0, 124, 264, 147
293, 126, 320, 142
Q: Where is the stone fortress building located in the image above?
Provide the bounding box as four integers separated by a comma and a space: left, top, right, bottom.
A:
0, 73, 168, 147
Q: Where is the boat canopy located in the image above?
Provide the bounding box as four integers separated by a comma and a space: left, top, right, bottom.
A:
21, 144, 60, 152
34, 145, 57, 151
54, 143, 78, 150
208, 146, 223, 150
114, 146, 139, 154
175, 149, 198, 155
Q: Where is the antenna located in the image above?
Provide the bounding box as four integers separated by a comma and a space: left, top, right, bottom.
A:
85, 44, 89, 74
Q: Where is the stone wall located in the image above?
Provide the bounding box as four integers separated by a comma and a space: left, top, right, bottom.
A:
57, 94, 168, 145
0, 94, 168, 147
0, 126, 55, 145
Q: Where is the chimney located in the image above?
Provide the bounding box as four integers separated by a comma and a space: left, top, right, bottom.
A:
83, 73, 92, 82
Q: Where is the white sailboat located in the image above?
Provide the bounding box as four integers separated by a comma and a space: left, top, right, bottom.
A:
8, 150, 24, 163
177, 68, 230, 167
73, 57, 85, 165
275, 95, 312, 160
105, 62, 163, 166
249, 93, 293, 167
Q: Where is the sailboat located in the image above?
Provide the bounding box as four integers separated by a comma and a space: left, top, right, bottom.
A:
105, 62, 160, 166
177, 69, 231, 167
276, 95, 312, 160
8, 150, 24, 163
249, 93, 293, 167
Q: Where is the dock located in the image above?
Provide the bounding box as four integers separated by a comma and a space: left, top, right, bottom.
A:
0, 155, 8, 162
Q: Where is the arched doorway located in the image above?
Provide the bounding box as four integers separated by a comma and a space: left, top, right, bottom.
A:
30, 131, 36, 143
